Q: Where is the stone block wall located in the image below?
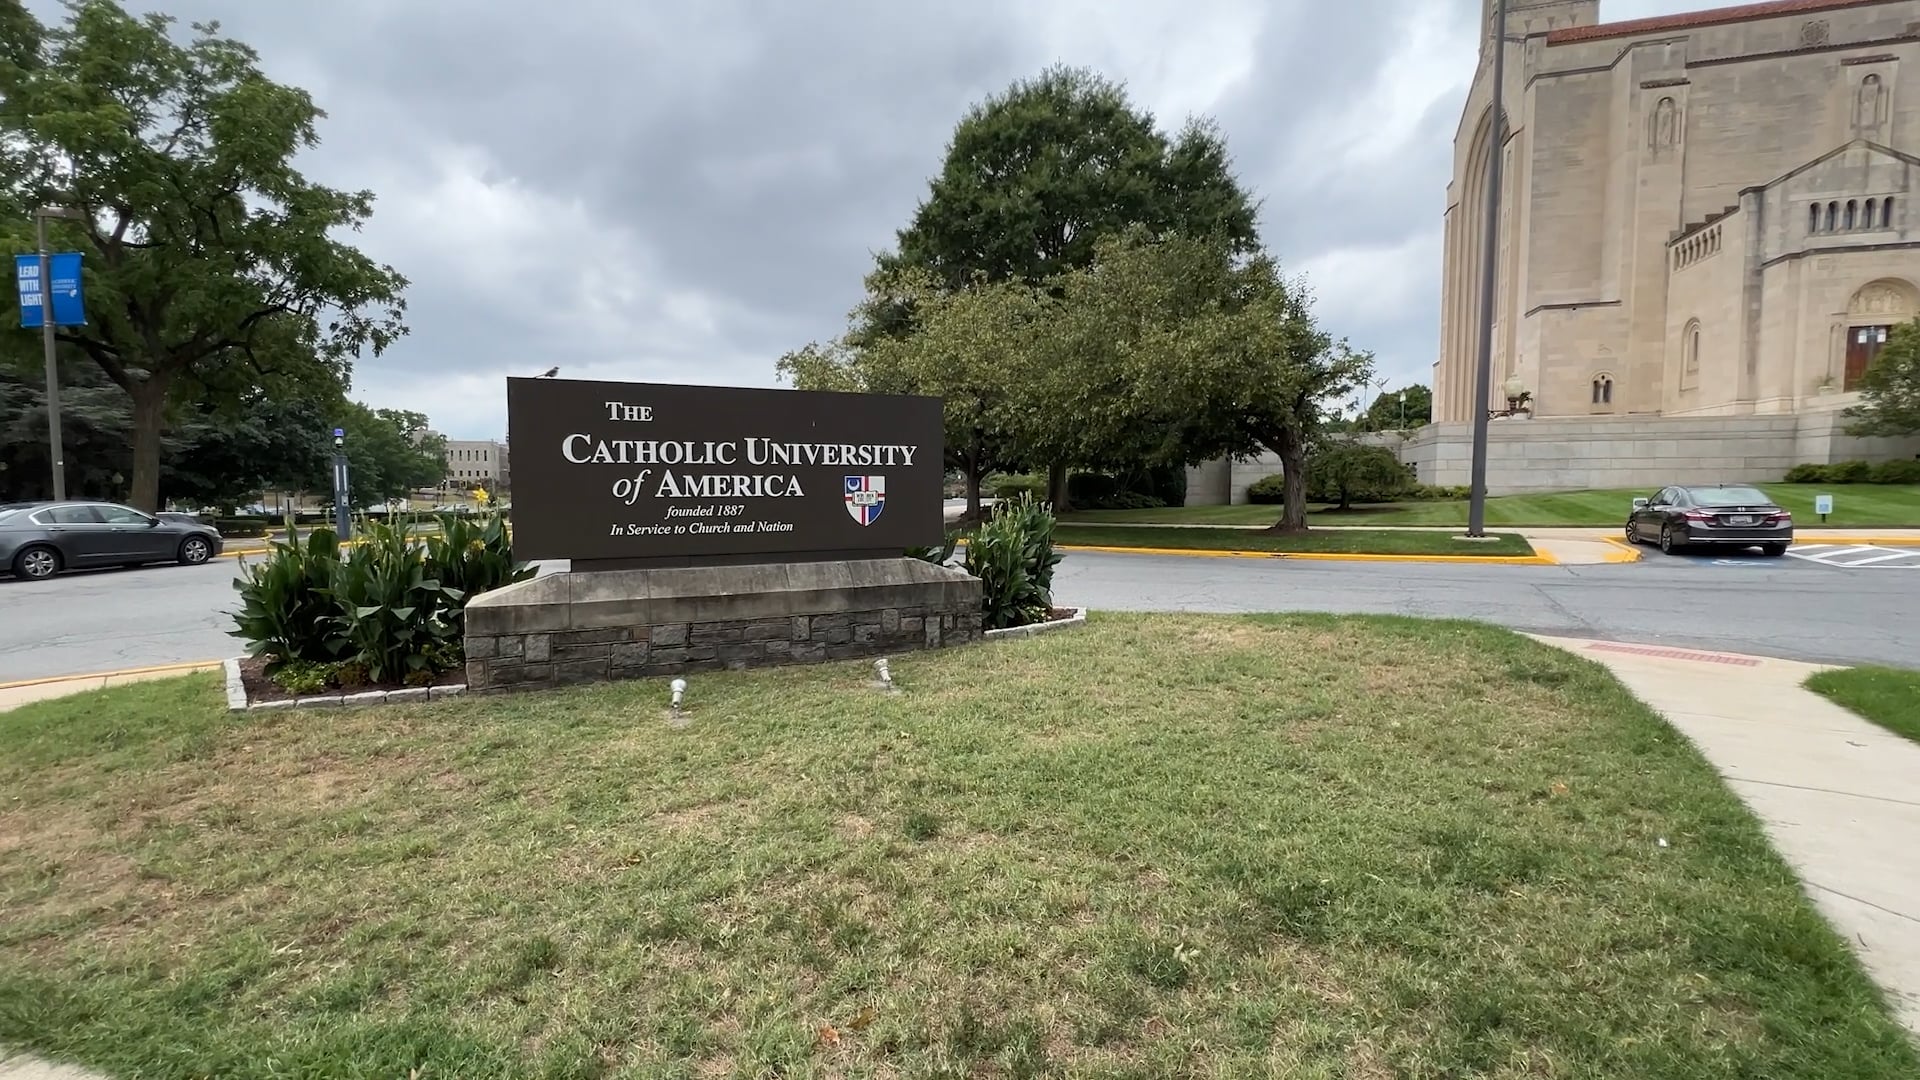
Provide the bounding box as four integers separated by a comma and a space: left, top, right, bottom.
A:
462, 557, 983, 693
467, 606, 981, 689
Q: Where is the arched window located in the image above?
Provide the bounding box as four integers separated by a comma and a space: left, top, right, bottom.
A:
1846, 200, 1859, 229
1885, 197, 1897, 228
1684, 321, 1702, 374
1828, 202, 1839, 231
1591, 374, 1615, 407
1811, 204, 1822, 233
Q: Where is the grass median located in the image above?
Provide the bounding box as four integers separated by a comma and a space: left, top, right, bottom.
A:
4, 615, 1913, 1077
1066, 483, 1920, 529
1053, 524, 1537, 558
1806, 665, 1920, 746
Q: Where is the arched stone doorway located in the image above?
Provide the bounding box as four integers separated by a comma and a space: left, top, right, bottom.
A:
1844, 279, 1918, 390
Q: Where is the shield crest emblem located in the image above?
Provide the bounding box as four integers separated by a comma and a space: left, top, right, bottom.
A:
844, 475, 885, 526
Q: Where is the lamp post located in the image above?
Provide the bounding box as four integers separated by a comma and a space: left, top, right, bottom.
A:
34, 204, 84, 502
1465, 0, 1510, 539
331, 427, 352, 540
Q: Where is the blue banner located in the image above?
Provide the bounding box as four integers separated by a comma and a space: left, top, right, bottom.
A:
14, 251, 86, 328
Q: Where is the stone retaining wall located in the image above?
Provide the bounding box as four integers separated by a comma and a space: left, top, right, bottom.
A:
463, 557, 982, 693
467, 606, 981, 689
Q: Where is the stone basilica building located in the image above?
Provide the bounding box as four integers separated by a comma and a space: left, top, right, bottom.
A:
1191, 0, 1920, 503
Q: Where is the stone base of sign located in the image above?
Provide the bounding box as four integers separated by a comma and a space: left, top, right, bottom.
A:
462, 558, 984, 693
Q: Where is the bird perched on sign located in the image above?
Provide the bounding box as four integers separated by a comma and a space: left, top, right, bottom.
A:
538, 366, 559, 378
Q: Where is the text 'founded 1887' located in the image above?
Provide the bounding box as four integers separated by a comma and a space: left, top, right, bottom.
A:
505, 377, 945, 564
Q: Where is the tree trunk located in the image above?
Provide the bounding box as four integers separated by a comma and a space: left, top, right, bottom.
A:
128, 378, 169, 512
1047, 462, 1070, 514
1265, 428, 1310, 534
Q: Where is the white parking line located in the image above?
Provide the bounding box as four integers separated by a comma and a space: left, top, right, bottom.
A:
1836, 550, 1920, 566
1786, 544, 1920, 568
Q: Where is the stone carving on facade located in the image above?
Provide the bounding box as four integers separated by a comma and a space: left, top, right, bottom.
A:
1801, 19, 1831, 47
1855, 74, 1886, 129
1650, 97, 1680, 153
1849, 280, 1913, 317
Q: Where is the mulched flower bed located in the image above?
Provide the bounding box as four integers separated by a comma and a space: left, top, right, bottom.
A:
237, 655, 466, 703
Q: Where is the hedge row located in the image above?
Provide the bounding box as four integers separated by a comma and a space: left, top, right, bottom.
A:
1783, 460, 1920, 485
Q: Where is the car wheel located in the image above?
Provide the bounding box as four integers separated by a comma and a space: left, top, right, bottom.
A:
178, 536, 213, 566
1660, 525, 1679, 555
13, 545, 62, 580
1625, 521, 1640, 545
1762, 543, 1788, 557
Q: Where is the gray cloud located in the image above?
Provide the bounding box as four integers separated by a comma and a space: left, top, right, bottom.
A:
26, 0, 1702, 435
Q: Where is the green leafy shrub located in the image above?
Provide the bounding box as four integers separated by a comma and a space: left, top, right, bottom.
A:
269, 659, 337, 695
988, 473, 1048, 501
1307, 444, 1414, 509
1246, 474, 1288, 505
326, 517, 465, 684
1783, 463, 1830, 484
232, 511, 528, 686
229, 522, 347, 663
964, 493, 1062, 630
907, 531, 961, 567
1827, 459, 1873, 484
427, 511, 535, 634
1870, 458, 1920, 484
1067, 473, 1166, 511
1407, 484, 1472, 500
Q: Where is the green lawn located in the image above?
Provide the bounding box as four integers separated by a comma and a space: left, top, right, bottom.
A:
1806, 666, 1920, 746
1053, 524, 1537, 557
1066, 483, 1920, 529
2, 615, 1913, 1078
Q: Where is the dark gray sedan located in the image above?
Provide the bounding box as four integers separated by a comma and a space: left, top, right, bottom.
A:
0, 500, 224, 580
1625, 484, 1794, 556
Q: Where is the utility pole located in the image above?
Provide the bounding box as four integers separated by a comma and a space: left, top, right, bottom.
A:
1465, 0, 1509, 538
33, 205, 83, 501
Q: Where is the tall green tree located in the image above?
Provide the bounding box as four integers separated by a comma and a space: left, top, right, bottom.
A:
1053, 230, 1370, 533
1357, 384, 1433, 432
779, 269, 1051, 521
0, 0, 407, 510
1847, 318, 1920, 438
339, 404, 444, 508
1, 355, 337, 505
864, 66, 1262, 507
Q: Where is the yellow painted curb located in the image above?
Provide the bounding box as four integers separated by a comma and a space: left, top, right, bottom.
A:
1600, 536, 1646, 563
0, 659, 223, 692
1054, 543, 1552, 566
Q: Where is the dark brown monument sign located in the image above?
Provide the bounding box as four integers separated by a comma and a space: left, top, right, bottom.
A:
506, 377, 945, 566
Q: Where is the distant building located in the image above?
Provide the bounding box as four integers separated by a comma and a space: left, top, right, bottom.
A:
442, 438, 509, 497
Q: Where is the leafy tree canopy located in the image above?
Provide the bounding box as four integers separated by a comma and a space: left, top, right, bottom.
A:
0, 0, 407, 509
1356, 384, 1433, 432
1847, 318, 1920, 438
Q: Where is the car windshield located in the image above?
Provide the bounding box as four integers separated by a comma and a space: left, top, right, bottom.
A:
1689, 486, 1772, 506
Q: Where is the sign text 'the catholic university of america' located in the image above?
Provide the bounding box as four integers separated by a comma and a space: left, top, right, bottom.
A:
505, 378, 945, 563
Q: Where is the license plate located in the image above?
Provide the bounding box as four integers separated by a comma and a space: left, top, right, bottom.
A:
1725, 515, 1753, 525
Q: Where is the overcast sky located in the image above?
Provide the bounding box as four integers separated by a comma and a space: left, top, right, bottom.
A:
32, 0, 1701, 439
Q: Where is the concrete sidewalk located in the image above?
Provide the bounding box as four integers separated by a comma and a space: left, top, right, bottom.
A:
1535, 634, 1920, 1035
0, 662, 222, 714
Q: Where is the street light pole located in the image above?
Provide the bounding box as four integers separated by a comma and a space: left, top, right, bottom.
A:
33, 206, 82, 502
1466, 0, 1509, 538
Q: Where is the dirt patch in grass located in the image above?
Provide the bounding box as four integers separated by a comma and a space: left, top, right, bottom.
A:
1, 614, 1913, 1078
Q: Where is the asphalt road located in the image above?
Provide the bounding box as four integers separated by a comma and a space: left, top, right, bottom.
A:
1, 546, 1916, 684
